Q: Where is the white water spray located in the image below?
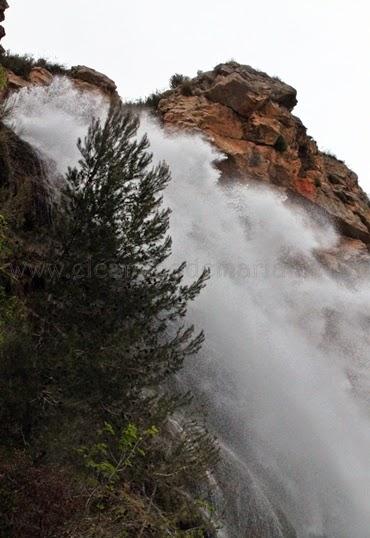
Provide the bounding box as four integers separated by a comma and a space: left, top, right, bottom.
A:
8, 81, 370, 537
6, 77, 105, 173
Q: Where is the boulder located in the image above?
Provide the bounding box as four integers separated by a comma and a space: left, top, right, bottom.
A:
198, 62, 297, 115
28, 67, 53, 86
203, 72, 268, 117
70, 65, 117, 96
6, 69, 31, 90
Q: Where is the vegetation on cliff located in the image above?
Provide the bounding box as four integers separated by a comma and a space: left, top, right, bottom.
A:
0, 103, 219, 537
1, 50, 66, 77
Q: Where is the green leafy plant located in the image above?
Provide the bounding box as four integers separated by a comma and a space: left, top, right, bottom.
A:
79, 422, 160, 484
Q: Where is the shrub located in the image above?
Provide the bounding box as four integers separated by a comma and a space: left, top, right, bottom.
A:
0, 66, 6, 90
0, 51, 35, 77
77, 417, 219, 536
0, 50, 66, 78
0, 105, 218, 537
274, 135, 288, 153
180, 79, 193, 96
144, 91, 163, 108
34, 57, 66, 75
170, 73, 187, 88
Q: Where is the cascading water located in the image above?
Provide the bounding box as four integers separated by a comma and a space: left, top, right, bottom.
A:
6, 77, 105, 173
8, 79, 370, 538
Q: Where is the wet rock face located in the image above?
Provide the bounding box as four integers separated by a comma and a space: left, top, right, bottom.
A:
158, 62, 370, 247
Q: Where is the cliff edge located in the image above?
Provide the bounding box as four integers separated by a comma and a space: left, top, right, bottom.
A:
158, 62, 370, 248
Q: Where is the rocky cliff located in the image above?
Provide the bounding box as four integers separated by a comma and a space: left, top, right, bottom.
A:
158, 63, 370, 253
1, 55, 369, 274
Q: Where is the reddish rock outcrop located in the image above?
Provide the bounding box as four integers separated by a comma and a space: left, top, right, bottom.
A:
158, 62, 370, 248
4, 64, 119, 100
28, 66, 54, 86
6, 69, 31, 90
70, 65, 117, 97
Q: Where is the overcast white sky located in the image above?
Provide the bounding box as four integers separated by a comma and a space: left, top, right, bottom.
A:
4, 0, 370, 190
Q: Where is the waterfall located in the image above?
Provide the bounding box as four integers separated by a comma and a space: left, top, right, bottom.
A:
8, 79, 370, 538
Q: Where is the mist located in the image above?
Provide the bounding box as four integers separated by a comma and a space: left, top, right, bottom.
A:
7, 79, 370, 537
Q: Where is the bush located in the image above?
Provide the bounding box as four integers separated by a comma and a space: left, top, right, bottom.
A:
144, 91, 163, 108
34, 57, 66, 75
0, 50, 66, 78
274, 134, 288, 153
170, 73, 187, 89
77, 417, 219, 536
0, 66, 6, 90
169, 73, 193, 96
0, 51, 35, 77
180, 79, 193, 96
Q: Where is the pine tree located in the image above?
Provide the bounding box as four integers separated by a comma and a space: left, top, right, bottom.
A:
0, 103, 219, 537
37, 103, 210, 415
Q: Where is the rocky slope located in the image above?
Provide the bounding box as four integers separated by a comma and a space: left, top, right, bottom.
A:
158, 63, 370, 256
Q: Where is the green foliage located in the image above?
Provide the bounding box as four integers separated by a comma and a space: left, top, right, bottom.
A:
0, 217, 37, 444
0, 50, 66, 78
37, 104, 210, 412
79, 422, 160, 483
0, 51, 35, 77
144, 90, 163, 108
274, 134, 288, 153
77, 416, 219, 536
0, 105, 218, 536
170, 73, 187, 89
34, 57, 66, 75
0, 66, 6, 91
170, 74, 193, 96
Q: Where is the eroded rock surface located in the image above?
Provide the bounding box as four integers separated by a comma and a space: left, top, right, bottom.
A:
4, 65, 118, 100
158, 62, 370, 250
70, 65, 117, 96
